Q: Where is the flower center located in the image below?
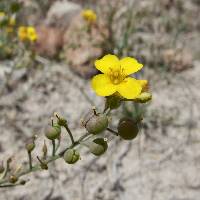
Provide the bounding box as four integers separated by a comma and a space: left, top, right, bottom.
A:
108, 67, 126, 85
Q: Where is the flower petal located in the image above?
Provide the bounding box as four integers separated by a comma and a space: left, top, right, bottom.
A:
120, 57, 143, 75
91, 74, 117, 96
95, 54, 120, 74
117, 77, 142, 99
138, 80, 148, 91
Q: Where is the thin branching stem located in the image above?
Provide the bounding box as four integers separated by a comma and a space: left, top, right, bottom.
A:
106, 128, 118, 136
63, 124, 75, 145
28, 152, 32, 170
52, 140, 56, 156
1, 159, 10, 179
0, 133, 91, 187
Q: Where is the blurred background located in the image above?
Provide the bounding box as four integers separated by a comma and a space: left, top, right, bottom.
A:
0, 0, 199, 199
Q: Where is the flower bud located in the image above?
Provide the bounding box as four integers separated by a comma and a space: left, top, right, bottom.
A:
40, 162, 48, 170
9, 175, 18, 184
42, 140, 48, 159
57, 117, 67, 126
37, 156, 48, 170
0, 162, 4, 173
117, 118, 139, 140
88, 138, 108, 156
25, 137, 35, 153
85, 113, 108, 135
63, 149, 80, 164
135, 92, 152, 103
54, 113, 67, 126
105, 95, 121, 110
45, 124, 61, 140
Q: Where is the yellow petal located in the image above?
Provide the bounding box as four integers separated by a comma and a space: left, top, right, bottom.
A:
95, 54, 120, 74
91, 74, 117, 96
117, 77, 142, 99
138, 80, 148, 91
120, 57, 143, 75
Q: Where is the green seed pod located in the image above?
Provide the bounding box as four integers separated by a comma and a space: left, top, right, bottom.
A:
45, 124, 61, 140
88, 138, 108, 156
0, 162, 4, 173
63, 149, 80, 164
85, 114, 108, 135
105, 95, 121, 110
117, 118, 139, 140
135, 92, 152, 103
9, 175, 18, 184
25, 138, 35, 153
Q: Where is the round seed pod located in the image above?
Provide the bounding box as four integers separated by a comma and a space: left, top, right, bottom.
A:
63, 149, 80, 164
89, 138, 108, 156
85, 114, 108, 135
117, 118, 139, 140
25, 138, 35, 153
45, 124, 61, 140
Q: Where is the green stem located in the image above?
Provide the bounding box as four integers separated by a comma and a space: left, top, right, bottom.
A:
64, 124, 75, 145
28, 152, 32, 170
106, 128, 118, 136
1, 159, 10, 179
55, 138, 61, 153
0, 183, 22, 188
52, 140, 56, 156
0, 133, 91, 187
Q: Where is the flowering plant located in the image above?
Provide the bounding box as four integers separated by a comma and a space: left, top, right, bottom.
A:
0, 54, 151, 188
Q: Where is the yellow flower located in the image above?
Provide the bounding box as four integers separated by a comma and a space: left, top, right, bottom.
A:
18, 26, 27, 41
27, 26, 37, 42
0, 12, 5, 18
9, 16, 16, 26
6, 27, 14, 33
92, 54, 145, 99
82, 9, 97, 24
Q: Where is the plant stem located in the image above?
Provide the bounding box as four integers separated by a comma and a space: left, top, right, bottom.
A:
0, 133, 91, 187
106, 128, 118, 136
28, 152, 32, 170
1, 159, 10, 179
0, 183, 22, 188
64, 124, 75, 145
55, 138, 61, 153
52, 140, 56, 156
